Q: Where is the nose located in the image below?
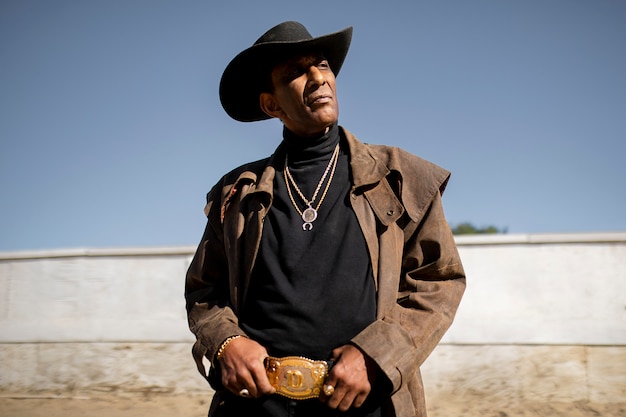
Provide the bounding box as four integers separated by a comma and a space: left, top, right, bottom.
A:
306, 65, 326, 87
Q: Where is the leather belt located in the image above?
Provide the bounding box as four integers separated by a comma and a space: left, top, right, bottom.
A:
264, 356, 332, 400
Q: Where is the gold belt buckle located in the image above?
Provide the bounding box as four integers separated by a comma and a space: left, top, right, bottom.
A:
265, 356, 329, 400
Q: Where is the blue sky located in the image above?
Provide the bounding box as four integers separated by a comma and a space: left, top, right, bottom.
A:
1, 0, 625, 251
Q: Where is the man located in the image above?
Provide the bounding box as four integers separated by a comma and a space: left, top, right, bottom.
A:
186, 21, 466, 417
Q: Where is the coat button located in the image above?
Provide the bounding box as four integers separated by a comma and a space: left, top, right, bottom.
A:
387, 210, 394, 216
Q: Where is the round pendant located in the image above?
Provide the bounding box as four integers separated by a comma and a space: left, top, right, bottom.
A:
302, 206, 318, 223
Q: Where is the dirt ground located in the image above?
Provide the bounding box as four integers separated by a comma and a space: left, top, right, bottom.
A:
1, 392, 625, 417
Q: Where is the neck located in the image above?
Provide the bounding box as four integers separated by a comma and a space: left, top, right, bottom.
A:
283, 123, 339, 163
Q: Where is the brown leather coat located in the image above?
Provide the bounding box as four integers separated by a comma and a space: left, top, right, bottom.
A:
186, 127, 466, 417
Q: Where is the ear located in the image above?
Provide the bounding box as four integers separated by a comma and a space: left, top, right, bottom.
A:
260, 93, 282, 119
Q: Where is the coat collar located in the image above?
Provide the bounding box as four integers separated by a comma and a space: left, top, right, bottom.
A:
341, 126, 451, 224
224, 125, 388, 197
341, 127, 391, 189
220, 125, 450, 225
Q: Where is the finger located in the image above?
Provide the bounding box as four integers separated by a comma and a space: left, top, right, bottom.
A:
337, 391, 359, 413
319, 375, 337, 404
236, 387, 251, 399
223, 368, 258, 398
249, 359, 276, 396
221, 369, 239, 392
321, 365, 340, 405
351, 391, 368, 409
325, 383, 348, 410
238, 369, 265, 398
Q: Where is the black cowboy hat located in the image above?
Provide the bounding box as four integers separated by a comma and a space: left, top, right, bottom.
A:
219, 21, 353, 122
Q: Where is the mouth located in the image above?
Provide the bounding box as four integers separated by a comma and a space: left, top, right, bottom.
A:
306, 94, 332, 106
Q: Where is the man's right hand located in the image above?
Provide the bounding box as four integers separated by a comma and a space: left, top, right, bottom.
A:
218, 337, 277, 398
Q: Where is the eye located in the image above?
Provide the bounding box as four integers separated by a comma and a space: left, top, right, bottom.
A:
317, 60, 330, 70
280, 66, 302, 82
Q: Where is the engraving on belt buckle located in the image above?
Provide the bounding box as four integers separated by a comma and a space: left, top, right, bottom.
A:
265, 356, 329, 400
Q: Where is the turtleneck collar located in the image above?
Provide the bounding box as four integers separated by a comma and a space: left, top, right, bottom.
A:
282, 123, 340, 164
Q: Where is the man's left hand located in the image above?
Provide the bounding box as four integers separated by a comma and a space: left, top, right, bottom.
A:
321, 344, 379, 411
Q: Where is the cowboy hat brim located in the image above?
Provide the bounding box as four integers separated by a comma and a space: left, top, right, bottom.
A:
219, 24, 353, 122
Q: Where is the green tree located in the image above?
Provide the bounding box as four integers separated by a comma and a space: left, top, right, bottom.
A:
451, 222, 507, 235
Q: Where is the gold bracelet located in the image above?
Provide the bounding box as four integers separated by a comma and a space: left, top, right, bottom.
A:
215, 335, 245, 363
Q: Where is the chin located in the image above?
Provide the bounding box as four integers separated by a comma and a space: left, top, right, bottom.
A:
318, 112, 339, 126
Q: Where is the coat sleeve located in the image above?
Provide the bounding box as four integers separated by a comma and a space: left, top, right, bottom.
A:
351, 188, 466, 393
185, 182, 245, 382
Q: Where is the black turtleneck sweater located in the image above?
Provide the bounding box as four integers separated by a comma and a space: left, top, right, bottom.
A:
240, 124, 377, 360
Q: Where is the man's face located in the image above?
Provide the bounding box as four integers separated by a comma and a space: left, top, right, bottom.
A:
261, 54, 339, 137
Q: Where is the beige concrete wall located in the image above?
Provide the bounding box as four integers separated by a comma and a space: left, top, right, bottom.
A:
1, 233, 625, 405
448, 232, 626, 345
423, 345, 626, 408
1, 342, 624, 407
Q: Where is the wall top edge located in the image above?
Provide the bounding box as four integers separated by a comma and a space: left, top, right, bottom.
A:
0, 245, 198, 261
454, 231, 626, 246
1, 231, 625, 260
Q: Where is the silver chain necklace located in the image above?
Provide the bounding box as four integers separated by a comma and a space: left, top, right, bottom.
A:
284, 144, 340, 231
